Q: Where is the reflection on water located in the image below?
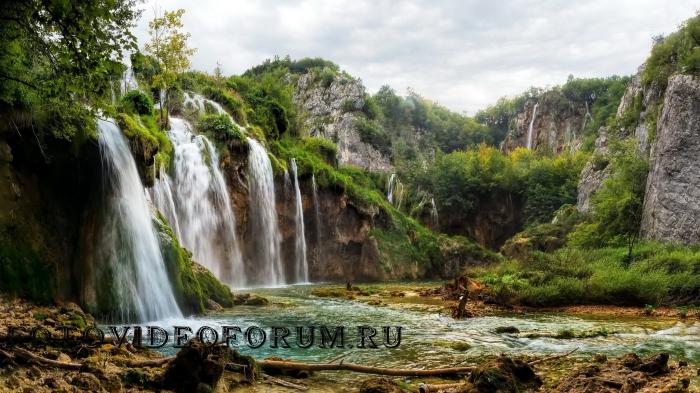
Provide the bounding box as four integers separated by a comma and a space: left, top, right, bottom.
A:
111, 285, 700, 368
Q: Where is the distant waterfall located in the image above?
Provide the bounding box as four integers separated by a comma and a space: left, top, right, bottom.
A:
152, 117, 244, 287
290, 159, 309, 283
120, 66, 139, 95
430, 197, 439, 230
526, 103, 539, 149
387, 174, 404, 209
95, 119, 181, 322
246, 138, 284, 286
184, 92, 227, 115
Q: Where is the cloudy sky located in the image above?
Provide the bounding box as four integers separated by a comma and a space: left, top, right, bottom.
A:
133, 1, 698, 113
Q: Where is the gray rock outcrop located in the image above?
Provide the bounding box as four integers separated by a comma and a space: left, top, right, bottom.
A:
294, 73, 392, 171
640, 74, 700, 243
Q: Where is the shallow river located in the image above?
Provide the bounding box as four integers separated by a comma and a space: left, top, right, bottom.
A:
129, 284, 699, 369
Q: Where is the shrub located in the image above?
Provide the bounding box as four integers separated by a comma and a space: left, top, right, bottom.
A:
198, 114, 244, 142
121, 90, 153, 115
355, 118, 391, 156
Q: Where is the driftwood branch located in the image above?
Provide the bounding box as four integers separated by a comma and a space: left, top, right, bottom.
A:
259, 359, 474, 377
528, 347, 578, 366
264, 374, 309, 391
419, 382, 469, 393
13, 348, 83, 370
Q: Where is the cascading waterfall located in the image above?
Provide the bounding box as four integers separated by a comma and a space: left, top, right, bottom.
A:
152, 117, 245, 287
387, 174, 404, 209
526, 103, 539, 149
246, 138, 285, 286
95, 118, 181, 322
430, 197, 439, 229
290, 159, 309, 283
120, 66, 139, 95
184, 92, 227, 115
151, 166, 182, 241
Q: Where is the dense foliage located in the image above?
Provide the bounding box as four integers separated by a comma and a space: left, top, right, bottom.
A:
0, 0, 141, 139
643, 13, 700, 90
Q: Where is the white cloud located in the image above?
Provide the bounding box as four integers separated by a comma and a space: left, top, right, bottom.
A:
133, 0, 698, 113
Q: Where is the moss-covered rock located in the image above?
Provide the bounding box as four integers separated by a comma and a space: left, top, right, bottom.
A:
116, 113, 173, 186
154, 213, 234, 314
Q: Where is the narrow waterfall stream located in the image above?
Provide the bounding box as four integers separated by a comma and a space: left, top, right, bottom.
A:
526, 103, 539, 149
152, 118, 244, 287
95, 119, 182, 322
246, 138, 285, 286
290, 158, 309, 283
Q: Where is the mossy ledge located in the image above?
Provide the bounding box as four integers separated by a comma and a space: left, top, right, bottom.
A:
154, 213, 235, 314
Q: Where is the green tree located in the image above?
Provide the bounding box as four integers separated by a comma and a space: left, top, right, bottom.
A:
144, 8, 196, 127
0, 0, 140, 139
569, 138, 648, 261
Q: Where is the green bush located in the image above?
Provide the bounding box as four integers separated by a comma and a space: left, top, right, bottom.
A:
120, 90, 153, 115
198, 114, 244, 142
355, 118, 391, 156
643, 13, 700, 89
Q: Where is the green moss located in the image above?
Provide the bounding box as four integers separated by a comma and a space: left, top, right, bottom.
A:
0, 237, 55, 303
120, 90, 153, 115
154, 213, 234, 314
197, 114, 245, 142
116, 112, 173, 174
203, 86, 248, 125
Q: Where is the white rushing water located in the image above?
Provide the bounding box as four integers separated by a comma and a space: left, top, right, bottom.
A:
526, 103, 539, 149
96, 118, 181, 322
247, 138, 285, 286
184, 92, 227, 115
387, 174, 404, 209
430, 197, 439, 229
152, 117, 245, 287
290, 159, 309, 283
120, 66, 139, 96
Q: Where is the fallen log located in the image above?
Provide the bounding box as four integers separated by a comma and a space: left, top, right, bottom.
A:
419, 382, 469, 393
123, 356, 175, 367
258, 359, 474, 377
264, 374, 309, 391
13, 348, 83, 370
528, 347, 578, 366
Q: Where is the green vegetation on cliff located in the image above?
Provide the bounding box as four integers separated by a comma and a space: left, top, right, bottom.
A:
643, 13, 700, 90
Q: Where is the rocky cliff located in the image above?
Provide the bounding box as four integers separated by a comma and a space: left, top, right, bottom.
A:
576, 67, 700, 244
503, 99, 587, 154
293, 73, 393, 172
640, 74, 700, 243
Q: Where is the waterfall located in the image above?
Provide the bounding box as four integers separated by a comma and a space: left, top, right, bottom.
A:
246, 137, 284, 286
120, 66, 139, 95
430, 197, 439, 230
526, 103, 539, 149
387, 174, 404, 209
95, 118, 181, 322
290, 159, 309, 283
387, 174, 396, 203
184, 92, 227, 115
152, 117, 245, 287
151, 166, 182, 241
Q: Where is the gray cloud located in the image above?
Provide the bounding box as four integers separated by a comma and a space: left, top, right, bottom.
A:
133, 0, 698, 113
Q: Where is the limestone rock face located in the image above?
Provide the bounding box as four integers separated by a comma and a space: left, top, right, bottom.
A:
576, 127, 610, 213
294, 73, 392, 171
640, 74, 700, 243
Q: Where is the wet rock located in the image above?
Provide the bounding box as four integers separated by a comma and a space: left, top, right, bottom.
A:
162, 339, 257, 392
71, 372, 101, 391
638, 353, 669, 375
57, 352, 72, 363
468, 355, 542, 392
358, 377, 404, 393
494, 326, 520, 334
205, 299, 223, 311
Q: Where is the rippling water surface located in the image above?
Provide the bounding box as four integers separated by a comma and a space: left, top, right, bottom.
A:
124, 284, 700, 367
